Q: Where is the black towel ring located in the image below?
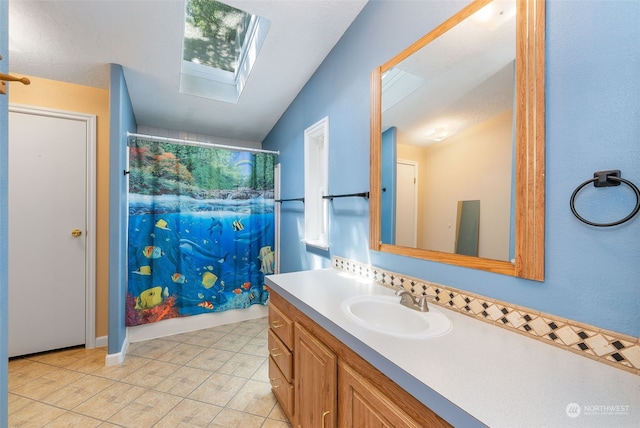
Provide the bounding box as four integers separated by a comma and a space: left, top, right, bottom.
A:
570, 170, 640, 227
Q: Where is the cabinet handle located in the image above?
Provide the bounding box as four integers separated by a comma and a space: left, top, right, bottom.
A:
271, 320, 284, 329
321, 410, 330, 428
270, 377, 281, 388
270, 347, 282, 357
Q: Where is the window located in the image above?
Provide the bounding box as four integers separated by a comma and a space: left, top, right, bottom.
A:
180, 0, 270, 103
304, 117, 330, 250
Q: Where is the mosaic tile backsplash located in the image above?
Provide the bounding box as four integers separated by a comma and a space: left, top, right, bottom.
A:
332, 256, 640, 375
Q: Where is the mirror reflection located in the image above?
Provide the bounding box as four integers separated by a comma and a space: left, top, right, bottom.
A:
380, 0, 516, 262
370, 0, 545, 280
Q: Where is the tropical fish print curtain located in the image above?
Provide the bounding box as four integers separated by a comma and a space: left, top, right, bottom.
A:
126, 137, 275, 326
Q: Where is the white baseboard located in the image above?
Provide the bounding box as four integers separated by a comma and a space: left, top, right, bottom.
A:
102, 306, 267, 365
128, 305, 268, 343
104, 331, 129, 367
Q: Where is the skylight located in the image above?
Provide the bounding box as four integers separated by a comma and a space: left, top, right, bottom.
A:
180, 0, 270, 103
381, 67, 425, 112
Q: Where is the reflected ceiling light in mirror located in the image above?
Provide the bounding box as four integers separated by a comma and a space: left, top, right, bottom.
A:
430, 128, 450, 142
419, 118, 464, 145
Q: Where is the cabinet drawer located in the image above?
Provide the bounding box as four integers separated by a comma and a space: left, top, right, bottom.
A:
269, 302, 293, 349
269, 356, 294, 420
268, 329, 293, 382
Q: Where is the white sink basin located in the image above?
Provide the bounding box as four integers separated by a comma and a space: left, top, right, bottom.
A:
341, 295, 452, 338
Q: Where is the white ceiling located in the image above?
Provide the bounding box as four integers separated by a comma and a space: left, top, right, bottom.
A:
8, 0, 368, 143
382, 0, 516, 147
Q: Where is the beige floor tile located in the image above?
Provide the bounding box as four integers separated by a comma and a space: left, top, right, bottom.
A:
251, 359, 270, 383
43, 411, 103, 427
8, 357, 37, 371
107, 389, 183, 428
153, 398, 223, 427
153, 366, 212, 397
127, 341, 152, 355
186, 348, 236, 371
41, 374, 115, 409
155, 342, 206, 365
120, 359, 181, 388
188, 372, 247, 407
8, 399, 67, 428
128, 338, 180, 359
8, 360, 58, 389
182, 330, 228, 347
239, 336, 269, 358
212, 334, 252, 352
72, 382, 146, 420
160, 332, 190, 343
218, 353, 266, 378
43, 366, 86, 382
231, 322, 268, 337
207, 323, 240, 333
210, 408, 266, 427
256, 326, 269, 340
10, 368, 85, 401
267, 402, 288, 421
63, 346, 107, 360
90, 354, 150, 381
262, 419, 293, 428
8, 393, 32, 414
27, 348, 87, 368
8, 318, 283, 427
246, 317, 269, 327
64, 350, 108, 374
226, 379, 276, 417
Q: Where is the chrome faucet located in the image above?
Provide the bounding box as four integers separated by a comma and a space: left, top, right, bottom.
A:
395, 288, 435, 312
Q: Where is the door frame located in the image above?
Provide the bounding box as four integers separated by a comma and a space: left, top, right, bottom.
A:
9, 103, 97, 349
274, 163, 281, 274
396, 159, 418, 248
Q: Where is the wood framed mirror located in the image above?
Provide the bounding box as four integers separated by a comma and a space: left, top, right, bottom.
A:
370, 0, 545, 280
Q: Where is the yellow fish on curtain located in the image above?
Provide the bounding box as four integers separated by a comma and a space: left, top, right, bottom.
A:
126, 137, 275, 326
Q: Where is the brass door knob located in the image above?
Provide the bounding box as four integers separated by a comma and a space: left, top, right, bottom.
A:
71, 229, 82, 238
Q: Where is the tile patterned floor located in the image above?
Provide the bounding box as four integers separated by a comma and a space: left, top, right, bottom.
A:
8, 317, 292, 428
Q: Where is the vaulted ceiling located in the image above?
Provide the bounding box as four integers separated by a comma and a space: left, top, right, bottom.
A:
8, 0, 368, 142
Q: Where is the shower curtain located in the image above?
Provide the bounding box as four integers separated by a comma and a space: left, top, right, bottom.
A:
126, 137, 275, 326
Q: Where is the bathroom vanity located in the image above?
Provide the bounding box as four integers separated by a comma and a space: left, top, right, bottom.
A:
265, 268, 640, 428
267, 285, 450, 427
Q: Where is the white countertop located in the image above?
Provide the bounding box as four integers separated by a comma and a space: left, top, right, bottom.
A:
265, 268, 640, 428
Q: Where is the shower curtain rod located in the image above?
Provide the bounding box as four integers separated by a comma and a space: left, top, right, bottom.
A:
127, 132, 280, 155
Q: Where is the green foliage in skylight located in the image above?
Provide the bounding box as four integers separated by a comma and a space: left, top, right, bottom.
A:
184, 0, 252, 73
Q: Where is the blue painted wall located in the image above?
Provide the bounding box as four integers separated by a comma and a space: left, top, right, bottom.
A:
1, 1, 9, 423
381, 127, 397, 244
263, 0, 640, 337
108, 64, 136, 355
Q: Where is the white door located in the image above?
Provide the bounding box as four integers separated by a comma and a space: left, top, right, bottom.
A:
8, 106, 95, 357
395, 160, 418, 247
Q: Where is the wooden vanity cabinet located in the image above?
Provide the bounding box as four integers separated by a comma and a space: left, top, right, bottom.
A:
268, 289, 451, 428
295, 323, 337, 428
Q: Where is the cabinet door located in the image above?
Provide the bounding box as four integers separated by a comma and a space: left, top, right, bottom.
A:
339, 362, 422, 428
295, 323, 337, 428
